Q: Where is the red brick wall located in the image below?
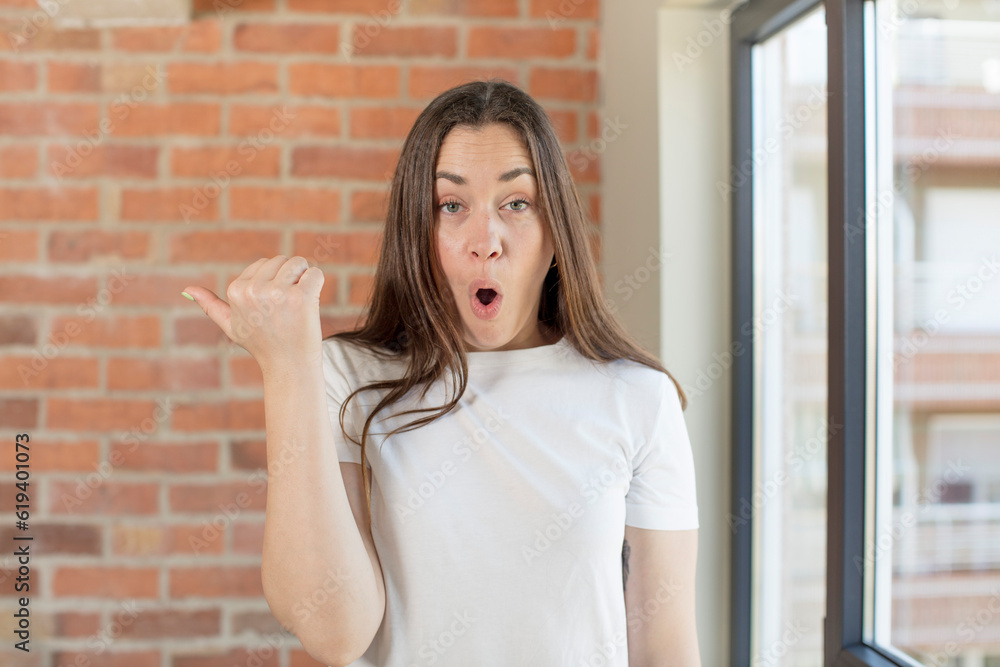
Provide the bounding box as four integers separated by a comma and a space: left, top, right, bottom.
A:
0, 0, 601, 664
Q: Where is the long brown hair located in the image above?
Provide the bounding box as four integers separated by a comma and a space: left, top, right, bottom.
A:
324, 78, 687, 529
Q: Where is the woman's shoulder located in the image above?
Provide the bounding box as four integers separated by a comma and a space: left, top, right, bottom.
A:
591, 353, 681, 410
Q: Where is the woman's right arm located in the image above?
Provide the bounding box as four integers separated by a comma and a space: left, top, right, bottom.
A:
183, 255, 385, 666
259, 364, 385, 665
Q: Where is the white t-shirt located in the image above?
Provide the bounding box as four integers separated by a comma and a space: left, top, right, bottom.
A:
321, 334, 698, 667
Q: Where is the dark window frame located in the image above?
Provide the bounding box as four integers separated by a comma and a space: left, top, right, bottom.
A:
728, 0, 925, 664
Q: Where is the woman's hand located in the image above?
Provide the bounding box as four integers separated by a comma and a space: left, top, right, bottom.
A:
182, 255, 325, 378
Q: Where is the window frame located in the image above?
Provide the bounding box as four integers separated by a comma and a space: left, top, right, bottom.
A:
728, 0, 927, 664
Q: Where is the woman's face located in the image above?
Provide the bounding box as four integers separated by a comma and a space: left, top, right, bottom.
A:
433, 123, 555, 352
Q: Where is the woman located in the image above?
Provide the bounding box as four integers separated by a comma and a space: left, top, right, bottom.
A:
182, 79, 700, 667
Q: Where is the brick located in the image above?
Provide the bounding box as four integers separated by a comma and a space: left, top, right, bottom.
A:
174, 316, 228, 346
230, 356, 263, 388
0, 103, 100, 136
46, 398, 161, 431
531, 0, 598, 20
288, 63, 399, 98
530, 67, 598, 101
587, 26, 599, 60
0, 229, 38, 261
89, 65, 158, 98
47, 145, 158, 179
292, 146, 398, 180
112, 21, 222, 52
290, 649, 330, 667
230, 104, 341, 137
349, 25, 456, 57
113, 522, 224, 556
171, 146, 280, 178
0, 145, 37, 178
0, 356, 98, 389
349, 189, 389, 223
49, 315, 161, 348
0, 187, 98, 221
0, 24, 101, 52
104, 272, 217, 306
293, 230, 382, 265
547, 109, 579, 144
567, 148, 599, 183
193, 0, 275, 11
407, 66, 519, 99
107, 357, 220, 391
231, 521, 265, 554
175, 648, 278, 667
0, 523, 101, 555
171, 399, 266, 431
0, 398, 37, 428
169, 479, 268, 513
109, 440, 218, 473
349, 273, 375, 306
169, 231, 280, 263
51, 651, 159, 667
0, 274, 96, 303
168, 62, 279, 95
47, 61, 101, 93
0, 567, 42, 599
232, 608, 283, 634
49, 480, 160, 515
121, 187, 220, 222
467, 27, 575, 58
0, 60, 35, 91
0, 439, 99, 472
48, 230, 150, 262
0, 314, 36, 345
170, 566, 263, 597
234, 23, 340, 53
320, 314, 365, 337
109, 103, 220, 137
116, 608, 220, 639
230, 439, 266, 470
409, 0, 519, 16
288, 0, 402, 11
53, 567, 158, 598
54, 612, 102, 637
349, 106, 421, 139
229, 186, 340, 223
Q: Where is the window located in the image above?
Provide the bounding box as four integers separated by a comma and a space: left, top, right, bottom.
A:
749, 7, 829, 666
730, 0, 1000, 664
868, 0, 1000, 662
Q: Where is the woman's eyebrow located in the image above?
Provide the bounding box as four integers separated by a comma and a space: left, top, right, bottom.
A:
435, 166, 536, 185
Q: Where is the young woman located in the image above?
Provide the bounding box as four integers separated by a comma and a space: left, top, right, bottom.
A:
183, 80, 700, 667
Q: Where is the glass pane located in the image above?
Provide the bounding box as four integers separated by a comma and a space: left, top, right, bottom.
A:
749, 8, 828, 667
868, 0, 1000, 662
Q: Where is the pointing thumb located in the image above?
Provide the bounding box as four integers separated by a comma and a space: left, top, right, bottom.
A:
181, 286, 233, 341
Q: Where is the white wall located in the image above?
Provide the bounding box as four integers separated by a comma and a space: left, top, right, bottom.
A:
603, 1, 733, 664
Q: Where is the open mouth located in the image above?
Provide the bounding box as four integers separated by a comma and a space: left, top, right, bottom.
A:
476, 289, 498, 306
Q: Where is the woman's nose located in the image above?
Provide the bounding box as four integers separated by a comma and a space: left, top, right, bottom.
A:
469, 206, 502, 261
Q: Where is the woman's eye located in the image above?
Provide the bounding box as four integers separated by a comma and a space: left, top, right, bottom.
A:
440, 198, 529, 214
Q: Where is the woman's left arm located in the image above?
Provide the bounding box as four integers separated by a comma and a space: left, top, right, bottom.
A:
623, 526, 701, 667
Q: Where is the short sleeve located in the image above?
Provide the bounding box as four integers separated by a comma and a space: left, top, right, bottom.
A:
624, 374, 699, 530
321, 339, 363, 466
